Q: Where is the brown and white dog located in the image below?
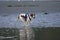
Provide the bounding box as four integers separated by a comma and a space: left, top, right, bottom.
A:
18, 13, 35, 26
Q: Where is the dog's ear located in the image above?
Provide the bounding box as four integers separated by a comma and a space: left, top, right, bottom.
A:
30, 13, 35, 18
30, 13, 33, 16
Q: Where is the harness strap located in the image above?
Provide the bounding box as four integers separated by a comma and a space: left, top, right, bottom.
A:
25, 13, 31, 21
29, 17, 31, 21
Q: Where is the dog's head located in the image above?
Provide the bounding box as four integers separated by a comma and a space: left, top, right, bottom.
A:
30, 13, 35, 19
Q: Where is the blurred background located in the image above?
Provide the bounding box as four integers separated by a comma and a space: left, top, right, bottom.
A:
0, 1, 60, 40
0, 0, 60, 1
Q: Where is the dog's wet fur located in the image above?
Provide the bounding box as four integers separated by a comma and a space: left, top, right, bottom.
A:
18, 13, 35, 21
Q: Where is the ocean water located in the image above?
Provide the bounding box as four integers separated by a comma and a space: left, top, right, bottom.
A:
0, 1, 60, 40
0, 7, 60, 28
0, 1, 60, 28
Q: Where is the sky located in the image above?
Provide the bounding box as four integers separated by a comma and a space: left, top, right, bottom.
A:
0, 1, 60, 28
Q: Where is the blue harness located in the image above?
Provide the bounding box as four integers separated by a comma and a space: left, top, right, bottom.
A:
24, 13, 31, 21
25, 14, 28, 21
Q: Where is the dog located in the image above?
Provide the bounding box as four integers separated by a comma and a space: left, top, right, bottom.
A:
18, 13, 35, 26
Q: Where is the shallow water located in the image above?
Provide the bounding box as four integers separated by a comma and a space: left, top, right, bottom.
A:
0, 27, 60, 40
0, 1, 60, 28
